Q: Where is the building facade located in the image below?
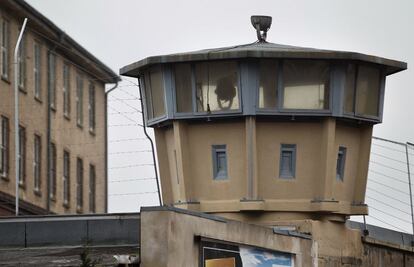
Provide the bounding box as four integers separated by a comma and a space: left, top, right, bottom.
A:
121, 16, 408, 266
0, 0, 118, 215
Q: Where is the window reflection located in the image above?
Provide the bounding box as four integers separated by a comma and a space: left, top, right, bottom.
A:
258, 59, 278, 109
174, 63, 193, 113
283, 60, 330, 110
356, 65, 380, 116
195, 61, 239, 112
144, 66, 166, 119
344, 64, 356, 113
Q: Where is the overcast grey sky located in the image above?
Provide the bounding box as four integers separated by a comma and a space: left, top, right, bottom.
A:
26, 0, 414, 231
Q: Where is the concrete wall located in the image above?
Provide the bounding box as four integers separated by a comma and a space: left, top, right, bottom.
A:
0, 5, 107, 214
155, 117, 371, 217
140, 207, 316, 267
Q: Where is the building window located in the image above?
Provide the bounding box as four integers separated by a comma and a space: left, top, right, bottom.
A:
33, 42, 42, 100
17, 37, 26, 90
34, 135, 41, 193
279, 144, 296, 178
89, 164, 96, 213
63, 63, 71, 117
344, 64, 356, 113
144, 66, 166, 119
174, 63, 193, 113
18, 126, 26, 185
355, 65, 380, 117
76, 74, 83, 127
258, 59, 278, 109
50, 142, 57, 199
195, 61, 239, 112
282, 60, 330, 110
63, 150, 70, 206
1, 19, 9, 80
48, 52, 56, 109
76, 158, 83, 211
212, 145, 228, 180
336, 146, 347, 181
88, 83, 95, 132
0, 116, 9, 177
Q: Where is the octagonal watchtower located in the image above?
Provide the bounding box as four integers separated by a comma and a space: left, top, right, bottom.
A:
120, 16, 406, 224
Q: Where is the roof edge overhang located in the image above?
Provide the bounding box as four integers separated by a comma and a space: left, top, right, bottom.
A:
6, 0, 120, 84
120, 47, 407, 78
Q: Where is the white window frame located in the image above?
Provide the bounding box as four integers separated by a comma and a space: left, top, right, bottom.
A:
33, 42, 41, 100
89, 164, 96, 213
76, 157, 83, 211
63, 63, 71, 117
1, 18, 9, 80
0, 116, 9, 177
76, 74, 83, 127
63, 150, 70, 206
88, 83, 95, 132
33, 134, 41, 192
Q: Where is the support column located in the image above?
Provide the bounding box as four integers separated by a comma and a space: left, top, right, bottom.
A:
245, 116, 258, 200
319, 118, 336, 200
173, 121, 191, 202
154, 129, 173, 205
353, 125, 373, 203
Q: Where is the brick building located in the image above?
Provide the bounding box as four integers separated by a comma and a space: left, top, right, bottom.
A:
0, 0, 119, 215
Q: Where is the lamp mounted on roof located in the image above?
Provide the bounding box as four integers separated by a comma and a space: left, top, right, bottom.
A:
251, 15, 272, 42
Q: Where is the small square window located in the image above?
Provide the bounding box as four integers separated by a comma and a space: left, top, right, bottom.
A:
279, 144, 296, 178
212, 145, 228, 180
336, 146, 346, 181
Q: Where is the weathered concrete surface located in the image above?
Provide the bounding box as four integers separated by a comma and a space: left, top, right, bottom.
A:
0, 213, 140, 248
0, 246, 138, 267
140, 206, 316, 267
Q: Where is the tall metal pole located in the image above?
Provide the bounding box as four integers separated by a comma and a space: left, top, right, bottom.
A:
405, 143, 414, 235
14, 18, 28, 216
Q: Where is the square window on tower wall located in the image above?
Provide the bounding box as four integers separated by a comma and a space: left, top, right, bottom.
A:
282, 60, 330, 110
212, 145, 228, 180
195, 61, 239, 112
279, 144, 296, 178
336, 146, 346, 181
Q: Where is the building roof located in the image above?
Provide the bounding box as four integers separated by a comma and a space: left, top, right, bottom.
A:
4, 0, 120, 84
120, 41, 407, 77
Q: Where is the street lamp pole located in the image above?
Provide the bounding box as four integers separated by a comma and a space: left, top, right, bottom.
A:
14, 18, 28, 216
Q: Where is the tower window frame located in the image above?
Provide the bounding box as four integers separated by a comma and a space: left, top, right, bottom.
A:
212, 144, 228, 180
279, 144, 296, 179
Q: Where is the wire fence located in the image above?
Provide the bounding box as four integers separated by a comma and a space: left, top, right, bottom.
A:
107, 79, 160, 212
352, 137, 414, 234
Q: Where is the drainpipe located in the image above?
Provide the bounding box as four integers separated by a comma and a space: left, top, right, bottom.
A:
137, 76, 162, 206
14, 18, 28, 216
105, 81, 119, 213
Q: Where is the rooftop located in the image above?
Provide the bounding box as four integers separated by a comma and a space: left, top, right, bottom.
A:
120, 41, 407, 77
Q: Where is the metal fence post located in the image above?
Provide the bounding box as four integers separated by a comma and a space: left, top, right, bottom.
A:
405, 143, 414, 235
